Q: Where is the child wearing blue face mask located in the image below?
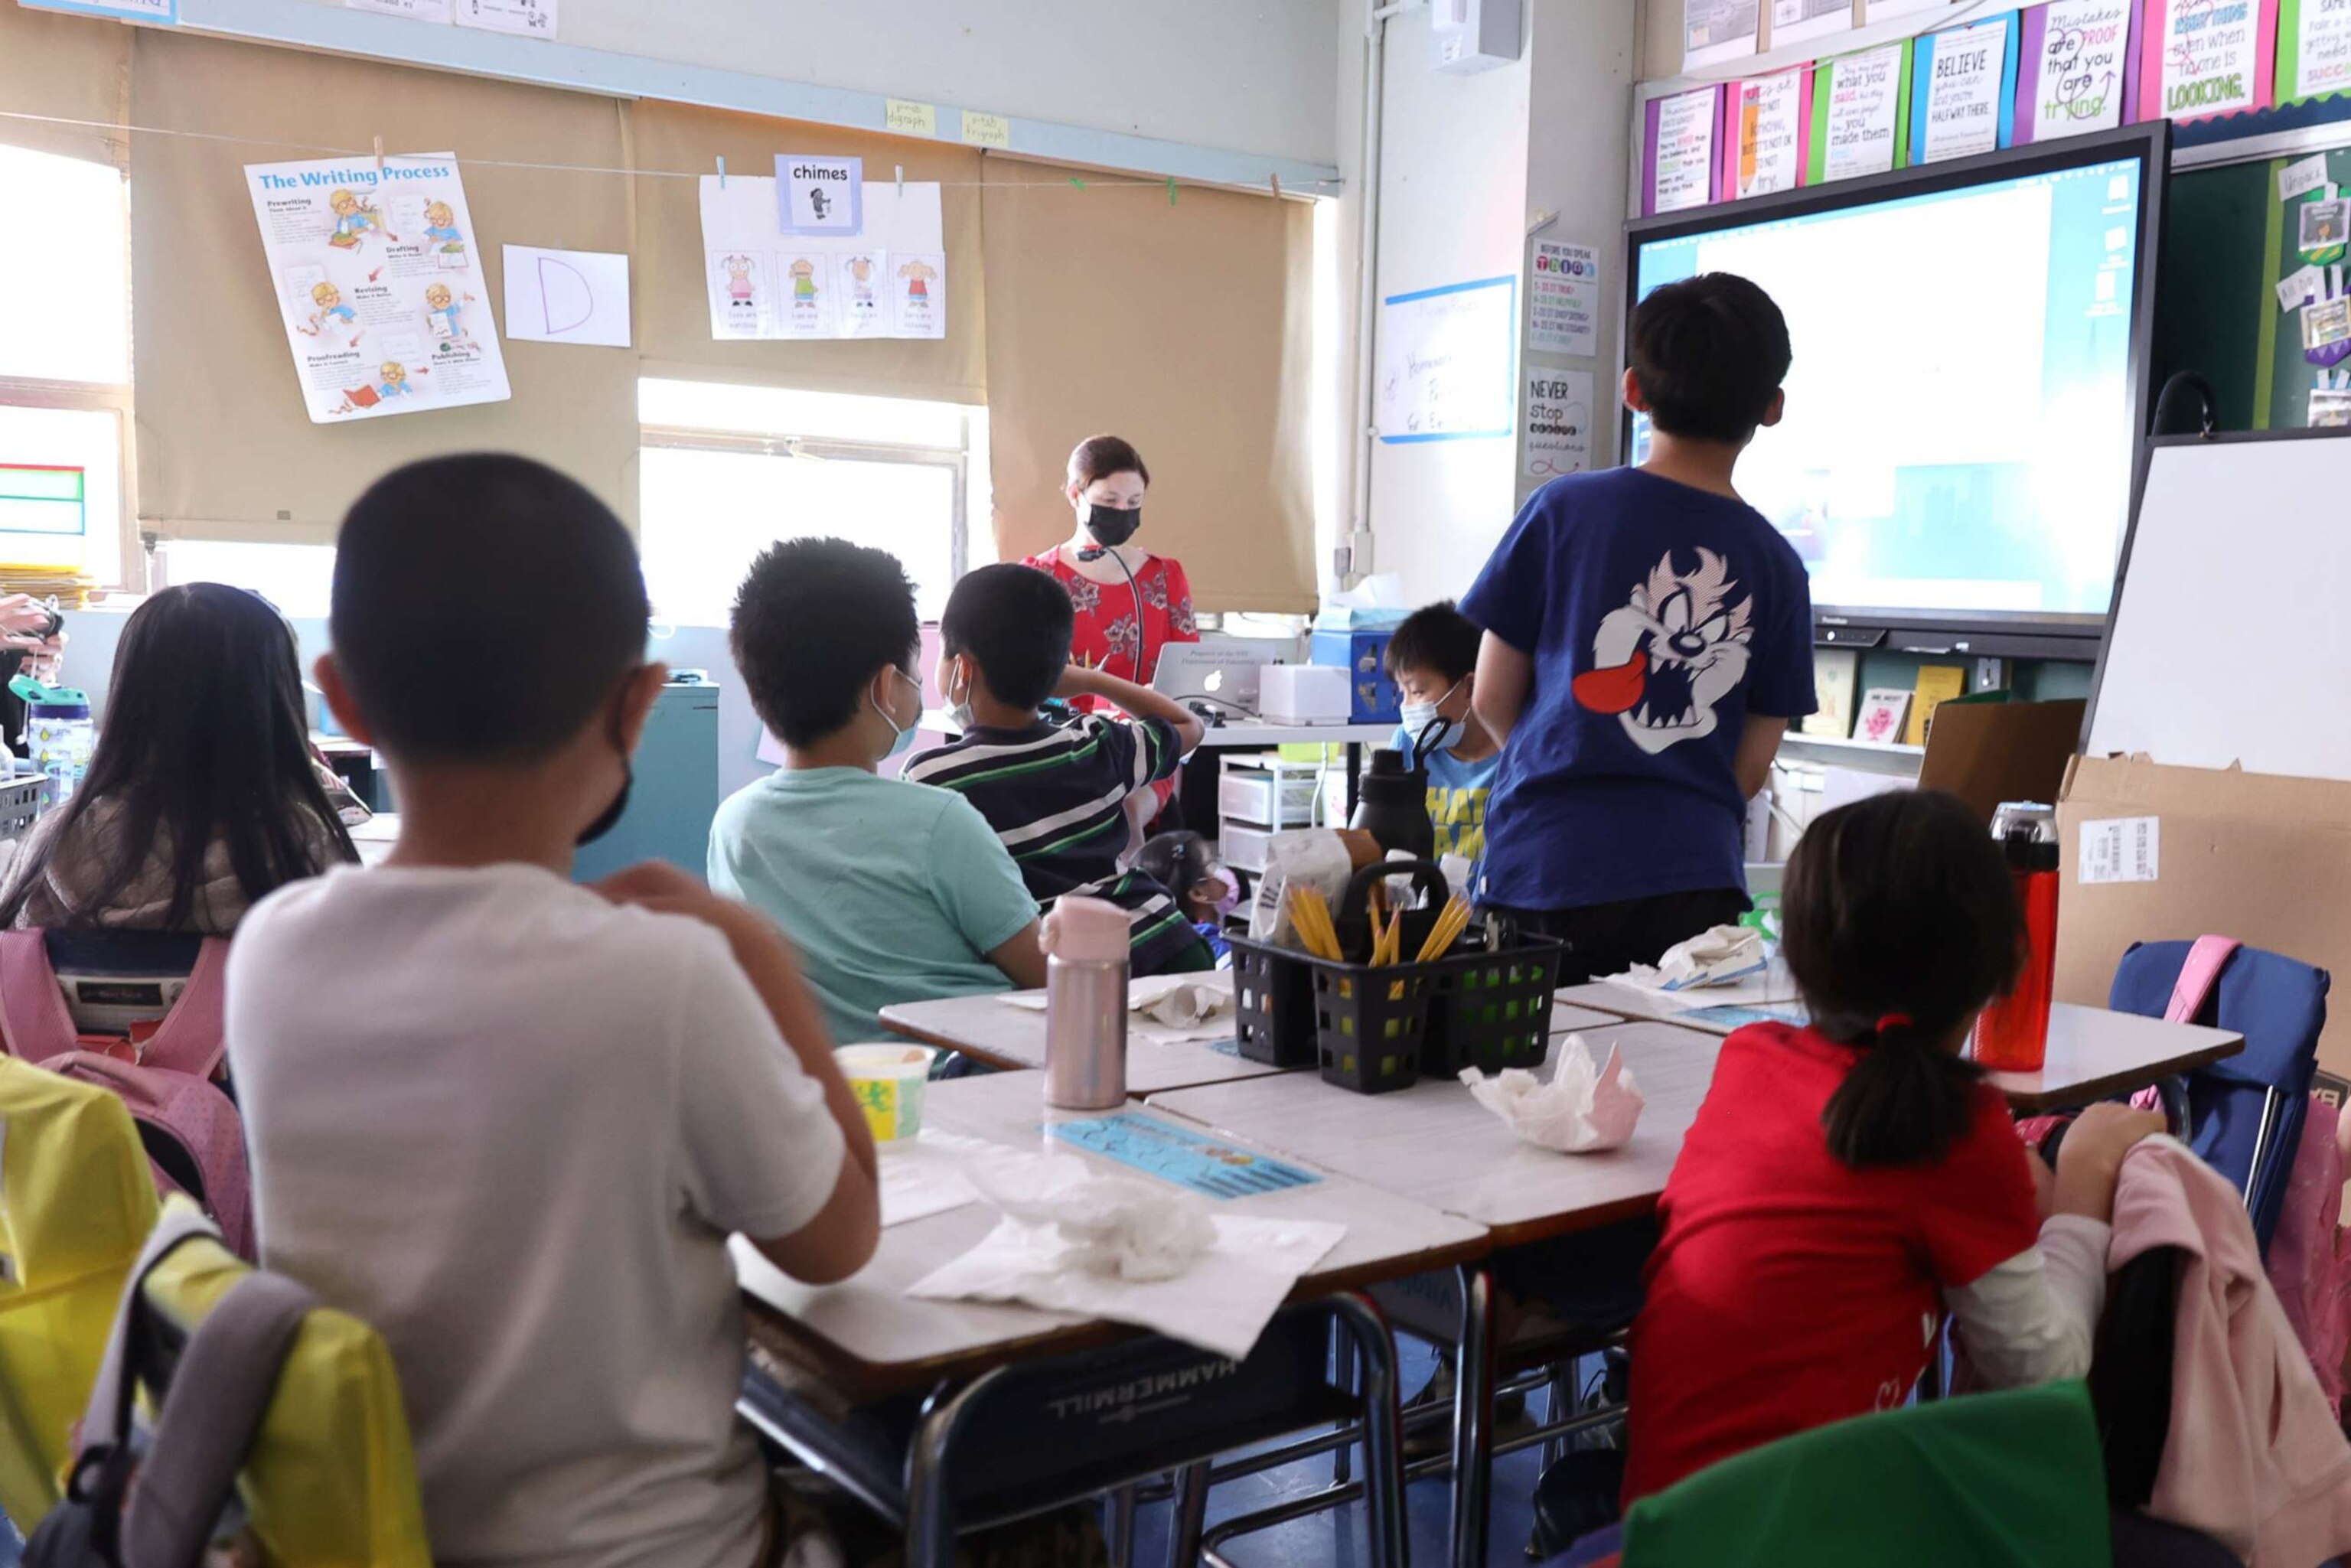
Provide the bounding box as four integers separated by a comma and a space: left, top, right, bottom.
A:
1387, 601, 1502, 872
709, 538, 1048, 1045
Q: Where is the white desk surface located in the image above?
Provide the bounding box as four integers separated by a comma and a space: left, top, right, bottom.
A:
1149, 1019, 1723, 1247
347, 812, 398, 868
877, 993, 1289, 1094
733, 1069, 1486, 1394
1560, 986, 2243, 1113
879, 996, 1624, 1095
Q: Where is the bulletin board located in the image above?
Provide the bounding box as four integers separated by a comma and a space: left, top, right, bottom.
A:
2255, 143, 2351, 429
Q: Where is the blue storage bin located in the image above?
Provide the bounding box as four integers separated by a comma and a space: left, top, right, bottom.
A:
1309, 628, 1400, 724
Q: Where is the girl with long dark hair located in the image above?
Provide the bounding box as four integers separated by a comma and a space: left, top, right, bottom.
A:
0, 584, 356, 933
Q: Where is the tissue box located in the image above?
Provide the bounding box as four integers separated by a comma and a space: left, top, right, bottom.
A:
1309, 629, 1400, 724
1260, 663, 1353, 726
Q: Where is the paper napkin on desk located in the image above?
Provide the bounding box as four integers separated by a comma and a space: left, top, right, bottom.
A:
877, 1130, 1016, 1228
1608, 924, 1767, 993
905, 1153, 1345, 1359
996, 971, 1236, 1043
1460, 1035, 1645, 1154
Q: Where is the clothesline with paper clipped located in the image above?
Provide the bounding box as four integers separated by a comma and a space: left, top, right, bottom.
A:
0, 110, 1336, 200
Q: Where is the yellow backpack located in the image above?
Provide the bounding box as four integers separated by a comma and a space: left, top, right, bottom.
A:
66, 1198, 435, 1567
0, 1055, 158, 1527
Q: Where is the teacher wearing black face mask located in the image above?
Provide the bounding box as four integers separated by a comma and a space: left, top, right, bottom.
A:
1020, 434, 1198, 717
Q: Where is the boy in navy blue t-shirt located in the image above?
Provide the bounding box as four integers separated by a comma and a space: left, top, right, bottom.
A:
1461, 273, 1815, 981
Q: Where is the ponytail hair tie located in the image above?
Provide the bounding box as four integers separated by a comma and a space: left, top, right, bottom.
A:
1874, 1012, 1915, 1035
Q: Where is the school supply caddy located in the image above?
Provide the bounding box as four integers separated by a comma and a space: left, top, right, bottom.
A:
1232, 857, 1566, 1093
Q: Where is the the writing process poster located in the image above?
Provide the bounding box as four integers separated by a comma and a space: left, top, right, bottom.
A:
700, 174, 945, 341
245, 153, 510, 424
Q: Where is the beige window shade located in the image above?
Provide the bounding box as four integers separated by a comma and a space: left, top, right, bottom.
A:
631, 101, 985, 406
979, 158, 1315, 614
0, 5, 128, 166
127, 29, 637, 543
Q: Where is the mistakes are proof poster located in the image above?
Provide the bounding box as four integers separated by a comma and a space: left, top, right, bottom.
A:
244, 152, 510, 424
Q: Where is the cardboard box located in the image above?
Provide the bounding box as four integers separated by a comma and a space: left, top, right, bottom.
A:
2056, 753, 2351, 1074
1308, 628, 1401, 724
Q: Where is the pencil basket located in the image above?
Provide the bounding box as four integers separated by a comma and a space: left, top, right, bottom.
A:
1229, 937, 1436, 1093
1417, 936, 1567, 1078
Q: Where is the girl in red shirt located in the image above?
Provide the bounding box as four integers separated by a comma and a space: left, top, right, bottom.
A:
1623, 789, 2161, 1504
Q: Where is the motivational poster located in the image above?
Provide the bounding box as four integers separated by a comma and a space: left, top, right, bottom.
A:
1722, 69, 1812, 199
1912, 13, 2019, 162
2141, 0, 2278, 122
1524, 370, 1595, 481
1808, 43, 1912, 183
1528, 240, 1600, 357
2282, 0, 2351, 99
1645, 86, 1723, 214
2015, 0, 2140, 139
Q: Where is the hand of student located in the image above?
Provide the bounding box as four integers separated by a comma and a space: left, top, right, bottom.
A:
2051, 1103, 2167, 1223
0, 595, 51, 644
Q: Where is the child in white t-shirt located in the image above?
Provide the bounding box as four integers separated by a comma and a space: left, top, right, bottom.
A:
228, 454, 880, 1568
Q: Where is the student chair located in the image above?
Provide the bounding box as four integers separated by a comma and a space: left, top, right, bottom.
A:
37, 1198, 432, 1566
1547, 1381, 2115, 1568
2109, 938, 2330, 1252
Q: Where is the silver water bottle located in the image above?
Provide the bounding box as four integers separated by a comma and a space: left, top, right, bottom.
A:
1042, 895, 1131, 1110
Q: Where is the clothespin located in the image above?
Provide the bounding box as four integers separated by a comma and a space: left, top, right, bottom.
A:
1068, 174, 1087, 191
895, 164, 905, 197
373, 135, 384, 178
1270, 172, 1283, 200
716, 155, 727, 190
1166, 176, 1178, 207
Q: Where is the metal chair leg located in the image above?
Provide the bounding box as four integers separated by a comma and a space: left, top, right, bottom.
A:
1168, 1460, 1213, 1568
905, 1368, 1008, 1568
1332, 1318, 1357, 1485
1331, 1291, 1410, 1568
1543, 1361, 1576, 1470
1449, 1266, 1495, 1568
1109, 1482, 1140, 1568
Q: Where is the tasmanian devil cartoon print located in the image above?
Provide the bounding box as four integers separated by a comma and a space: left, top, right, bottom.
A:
1570, 547, 1755, 754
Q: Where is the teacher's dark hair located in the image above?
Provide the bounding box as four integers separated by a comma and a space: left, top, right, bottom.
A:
0, 585, 357, 931
1068, 434, 1150, 490
1782, 790, 2024, 1170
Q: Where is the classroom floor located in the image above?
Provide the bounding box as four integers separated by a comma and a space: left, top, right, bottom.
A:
1120, 1335, 1564, 1568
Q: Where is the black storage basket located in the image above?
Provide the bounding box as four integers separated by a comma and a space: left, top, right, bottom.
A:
1418, 935, 1567, 1077
1229, 936, 1433, 1093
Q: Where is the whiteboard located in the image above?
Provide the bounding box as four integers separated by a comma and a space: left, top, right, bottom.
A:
1376, 275, 1517, 443
2086, 432, 2351, 782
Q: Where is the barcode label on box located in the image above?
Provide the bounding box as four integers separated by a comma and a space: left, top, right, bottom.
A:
2079, 817, 2160, 885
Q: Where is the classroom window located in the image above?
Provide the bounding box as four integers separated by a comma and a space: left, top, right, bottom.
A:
0, 145, 135, 590
153, 541, 338, 621
637, 380, 986, 627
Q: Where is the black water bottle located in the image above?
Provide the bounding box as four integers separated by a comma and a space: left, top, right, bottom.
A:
1349, 748, 1434, 861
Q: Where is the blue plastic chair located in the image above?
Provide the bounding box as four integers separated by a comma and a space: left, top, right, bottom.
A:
2109, 940, 2330, 1253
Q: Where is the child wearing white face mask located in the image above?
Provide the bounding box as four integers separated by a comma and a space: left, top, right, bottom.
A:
1134, 830, 1241, 967
709, 538, 1048, 1047
1387, 602, 1502, 873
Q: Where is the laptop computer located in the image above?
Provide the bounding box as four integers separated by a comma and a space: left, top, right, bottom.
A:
1150, 641, 1280, 718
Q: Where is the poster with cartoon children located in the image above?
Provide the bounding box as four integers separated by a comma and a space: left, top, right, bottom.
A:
696, 173, 947, 341
246, 152, 510, 423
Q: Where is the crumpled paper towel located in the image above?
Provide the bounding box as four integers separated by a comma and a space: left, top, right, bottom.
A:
1459, 1035, 1645, 1153
1612, 923, 1766, 992
1128, 972, 1234, 1029
907, 1152, 1348, 1358
967, 1155, 1217, 1280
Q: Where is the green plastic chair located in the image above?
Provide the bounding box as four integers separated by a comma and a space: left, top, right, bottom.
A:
1621, 1381, 2112, 1568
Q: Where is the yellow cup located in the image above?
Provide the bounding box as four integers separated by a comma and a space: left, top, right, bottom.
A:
836, 1044, 938, 1142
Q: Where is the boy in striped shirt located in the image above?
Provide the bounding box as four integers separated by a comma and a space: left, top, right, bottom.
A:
906, 564, 1215, 976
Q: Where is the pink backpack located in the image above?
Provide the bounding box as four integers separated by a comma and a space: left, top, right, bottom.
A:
0, 929, 253, 1259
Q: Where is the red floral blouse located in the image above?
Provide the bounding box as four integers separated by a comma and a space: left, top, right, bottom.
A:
1020, 550, 1199, 707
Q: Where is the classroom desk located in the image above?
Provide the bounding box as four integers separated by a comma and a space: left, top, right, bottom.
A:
1558, 986, 2245, 1114
1146, 1018, 1718, 1565
732, 1069, 1485, 1566
876, 992, 1290, 1094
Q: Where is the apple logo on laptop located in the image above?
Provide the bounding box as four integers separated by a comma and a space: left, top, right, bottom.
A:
1205, 669, 1226, 694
